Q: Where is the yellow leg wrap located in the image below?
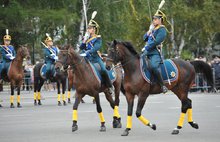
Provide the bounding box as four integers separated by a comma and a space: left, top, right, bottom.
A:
72, 110, 78, 121
10, 96, 14, 104
37, 92, 41, 100
62, 94, 66, 101
34, 92, 37, 100
17, 95, 20, 103
99, 112, 105, 123
57, 94, 61, 102
67, 91, 71, 99
187, 108, 193, 122
126, 116, 132, 129
138, 115, 150, 125
114, 106, 121, 118
177, 113, 186, 127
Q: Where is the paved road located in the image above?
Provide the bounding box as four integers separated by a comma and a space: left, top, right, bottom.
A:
0, 90, 220, 142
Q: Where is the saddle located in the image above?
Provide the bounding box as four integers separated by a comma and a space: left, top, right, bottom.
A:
141, 58, 178, 84
40, 64, 56, 81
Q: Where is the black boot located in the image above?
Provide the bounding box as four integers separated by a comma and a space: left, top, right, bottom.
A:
102, 71, 114, 94
153, 68, 168, 93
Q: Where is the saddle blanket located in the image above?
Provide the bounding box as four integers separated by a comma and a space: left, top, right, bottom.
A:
88, 61, 116, 85
140, 58, 178, 83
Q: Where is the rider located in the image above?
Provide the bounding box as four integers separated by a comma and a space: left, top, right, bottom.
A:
80, 16, 114, 94
141, 10, 168, 93
43, 34, 58, 79
0, 29, 16, 79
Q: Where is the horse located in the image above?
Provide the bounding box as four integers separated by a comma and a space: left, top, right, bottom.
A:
33, 59, 68, 106
107, 40, 213, 136
56, 45, 123, 132
0, 45, 30, 108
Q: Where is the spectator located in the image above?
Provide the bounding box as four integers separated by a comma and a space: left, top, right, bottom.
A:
211, 55, 220, 90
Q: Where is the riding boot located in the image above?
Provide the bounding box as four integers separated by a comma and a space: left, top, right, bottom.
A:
102, 71, 114, 95
153, 68, 168, 93
46, 72, 50, 79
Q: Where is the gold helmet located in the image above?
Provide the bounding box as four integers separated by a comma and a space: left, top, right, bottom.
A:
44, 33, 52, 43
3, 29, 11, 41
88, 11, 100, 34
153, 10, 166, 22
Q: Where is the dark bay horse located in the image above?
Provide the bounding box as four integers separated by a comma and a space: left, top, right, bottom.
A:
0, 46, 30, 108
107, 40, 212, 136
56, 45, 123, 132
33, 62, 67, 106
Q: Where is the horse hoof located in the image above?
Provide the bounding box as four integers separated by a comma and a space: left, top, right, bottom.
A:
10, 104, 15, 108
68, 99, 71, 104
100, 126, 106, 132
81, 99, 85, 103
171, 128, 179, 135
38, 101, 42, 105
72, 125, 78, 132
113, 118, 122, 128
0, 104, 2, 107
189, 122, 199, 129
17, 103, 22, 108
63, 101, 67, 106
58, 101, 62, 106
121, 128, 130, 136
151, 124, 156, 130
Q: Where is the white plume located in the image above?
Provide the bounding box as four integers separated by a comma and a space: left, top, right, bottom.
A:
46, 33, 50, 37
158, 0, 165, 10
6, 29, 9, 35
91, 11, 97, 20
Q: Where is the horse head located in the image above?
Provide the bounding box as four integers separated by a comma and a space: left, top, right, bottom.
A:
17, 45, 30, 60
106, 40, 122, 65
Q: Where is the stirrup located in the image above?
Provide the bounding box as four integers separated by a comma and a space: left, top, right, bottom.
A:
162, 86, 168, 93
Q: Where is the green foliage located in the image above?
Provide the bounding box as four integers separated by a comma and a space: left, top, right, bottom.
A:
0, 0, 219, 61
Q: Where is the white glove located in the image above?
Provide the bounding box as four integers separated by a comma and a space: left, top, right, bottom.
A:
54, 56, 58, 61
50, 53, 56, 59
83, 32, 90, 43
79, 53, 87, 57
148, 23, 155, 33
6, 53, 15, 60
141, 47, 145, 52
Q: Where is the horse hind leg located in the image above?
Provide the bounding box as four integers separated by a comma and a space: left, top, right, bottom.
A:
10, 82, 15, 108
37, 79, 44, 105
187, 99, 199, 129
16, 82, 22, 108
94, 94, 106, 132
172, 97, 199, 135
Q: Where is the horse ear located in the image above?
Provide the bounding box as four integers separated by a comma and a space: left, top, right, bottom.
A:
113, 39, 118, 46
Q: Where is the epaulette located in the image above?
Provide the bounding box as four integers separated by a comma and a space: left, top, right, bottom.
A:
96, 35, 101, 38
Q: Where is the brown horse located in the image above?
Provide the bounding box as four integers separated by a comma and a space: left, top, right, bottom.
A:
0, 46, 30, 108
107, 40, 213, 136
56, 45, 123, 132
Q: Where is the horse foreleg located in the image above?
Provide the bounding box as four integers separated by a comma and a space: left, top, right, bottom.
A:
104, 90, 121, 128
61, 79, 67, 106
67, 78, 72, 103
94, 94, 106, 132
16, 81, 22, 108
57, 82, 61, 106
121, 93, 134, 136
10, 82, 15, 108
72, 92, 81, 132
136, 93, 156, 131
113, 82, 122, 127
37, 79, 44, 105
33, 77, 38, 105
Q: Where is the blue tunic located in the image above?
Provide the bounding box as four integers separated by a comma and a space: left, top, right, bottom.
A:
143, 25, 167, 70
0, 45, 16, 77
43, 46, 58, 77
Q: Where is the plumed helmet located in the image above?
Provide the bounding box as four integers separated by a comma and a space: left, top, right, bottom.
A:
44, 33, 52, 43
88, 11, 100, 34
153, 10, 166, 22
3, 29, 11, 41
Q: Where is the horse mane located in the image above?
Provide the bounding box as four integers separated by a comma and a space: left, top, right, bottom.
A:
120, 41, 140, 58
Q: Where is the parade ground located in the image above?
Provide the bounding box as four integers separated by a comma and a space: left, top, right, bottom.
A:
0, 91, 220, 142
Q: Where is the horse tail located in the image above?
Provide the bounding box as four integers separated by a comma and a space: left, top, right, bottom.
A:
190, 60, 213, 89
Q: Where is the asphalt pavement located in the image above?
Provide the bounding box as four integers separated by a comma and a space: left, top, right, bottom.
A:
0, 90, 220, 142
